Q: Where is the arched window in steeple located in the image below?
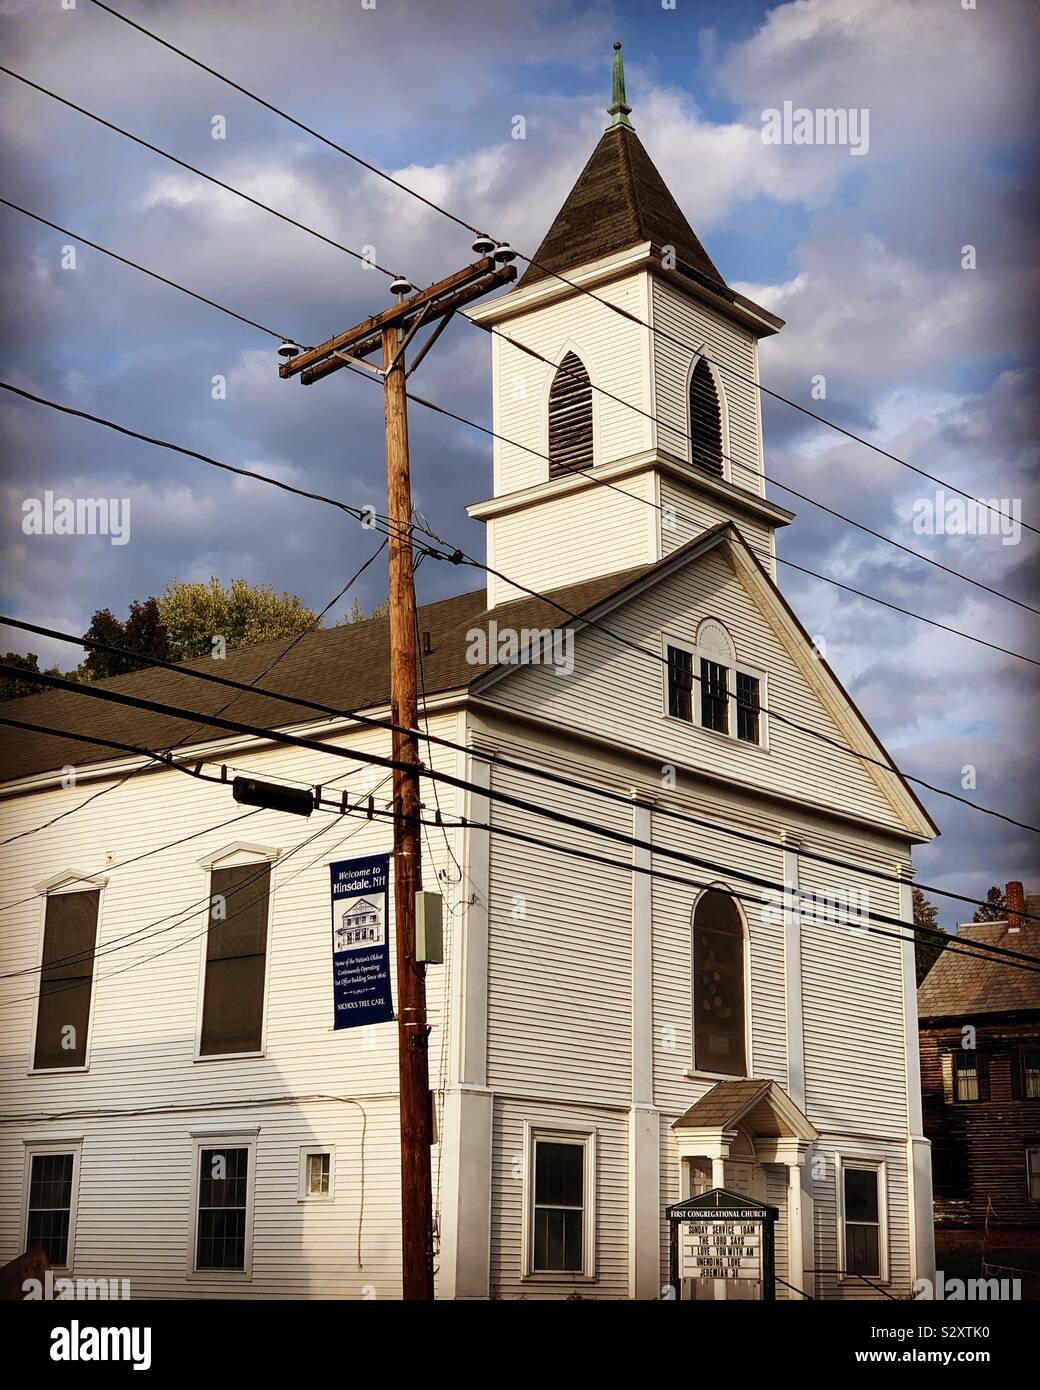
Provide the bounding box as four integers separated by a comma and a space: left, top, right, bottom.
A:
689, 356, 724, 478
548, 352, 593, 479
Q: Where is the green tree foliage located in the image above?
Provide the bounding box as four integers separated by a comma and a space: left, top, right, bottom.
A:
971, 884, 1008, 923
0, 651, 48, 700
346, 595, 390, 623
79, 598, 171, 681
157, 578, 316, 660
913, 886, 947, 984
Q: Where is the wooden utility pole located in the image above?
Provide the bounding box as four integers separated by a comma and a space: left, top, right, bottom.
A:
279, 254, 516, 1300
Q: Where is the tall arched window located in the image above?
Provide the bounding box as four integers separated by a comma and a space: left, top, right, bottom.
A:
548, 351, 593, 478
693, 888, 746, 1075
689, 357, 724, 478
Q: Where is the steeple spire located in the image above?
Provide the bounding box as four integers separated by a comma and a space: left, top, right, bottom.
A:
607, 40, 634, 131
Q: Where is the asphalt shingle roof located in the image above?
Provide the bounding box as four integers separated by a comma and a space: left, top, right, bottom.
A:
0, 566, 652, 784
917, 919, 1040, 1018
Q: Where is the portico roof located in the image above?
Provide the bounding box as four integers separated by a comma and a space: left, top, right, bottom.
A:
673, 1080, 818, 1142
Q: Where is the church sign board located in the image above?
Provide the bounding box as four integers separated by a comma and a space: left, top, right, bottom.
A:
666, 1189, 778, 1300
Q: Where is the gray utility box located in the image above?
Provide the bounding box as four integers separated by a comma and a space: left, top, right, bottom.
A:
415, 891, 444, 964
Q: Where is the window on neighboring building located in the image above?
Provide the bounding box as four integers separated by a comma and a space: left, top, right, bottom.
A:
199, 863, 271, 1056
842, 1162, 883, 1279
954, 1051, 980, 1102
1022, 1049, 1040, 1100
692, 888, 746, 1076
26, 1151, 76, 1267
531, 1136, 587, 1274
689, 357, 724, 478
547, 351, 593, 479
667, 644, 694, 721
195, 1146, 250, 1271
34, 889, 100, 1070
700, 658, 729, 733
1028, 1147, 1040, 1201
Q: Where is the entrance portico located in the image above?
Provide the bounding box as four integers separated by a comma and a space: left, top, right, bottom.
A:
672, 1080, 819, 1299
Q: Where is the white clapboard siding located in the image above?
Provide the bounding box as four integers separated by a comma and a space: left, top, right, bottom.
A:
0, 713, 464, 1297
487, 469, 655, 606
485, 757, 632, 1104
658, 473, 774, 575
483, 544, 905, 831
492, 273, 652, 496
651, 278, 763, 496
489, 1096, 629, 1299
809, 1138, 913, 1299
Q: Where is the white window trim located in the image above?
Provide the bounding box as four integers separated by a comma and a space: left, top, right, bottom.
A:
521, 1121, 597, 1283
835, 1154, 889, 1285
193, 855, 277, 1062
28, 881, 105, 1077
298, 1146, 336, 1202
689, 883, 754, 1081
22, 1138, 83, 1273
661, 632, 770, 752
1026, 1146, 1040, 1201
187, 1131, 258, 1281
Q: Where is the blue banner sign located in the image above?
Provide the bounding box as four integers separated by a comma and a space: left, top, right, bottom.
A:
329, 853, 393, 1029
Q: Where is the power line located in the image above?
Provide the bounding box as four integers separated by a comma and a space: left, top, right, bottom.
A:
0, 197, 290, 340
2, 386, 1030, 832
6, 665, 1040, 965
0, 65, 398, 278
81, 0, 1037, 541
5, 618, 1036, 923
6, 197, 1027, 668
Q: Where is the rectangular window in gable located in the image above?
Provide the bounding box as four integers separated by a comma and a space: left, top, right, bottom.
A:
735, 671, 761, 744
199, 863, 271, 1057
700, 658, 729, 734
33, 889, 100, 1070
667, 644, 694, 721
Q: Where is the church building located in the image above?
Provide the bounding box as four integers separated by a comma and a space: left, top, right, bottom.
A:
0, 47, 937, 1300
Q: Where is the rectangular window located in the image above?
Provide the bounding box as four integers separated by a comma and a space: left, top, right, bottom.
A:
735, 671, 761, 744
843, 1164, 882, 1279
700, 658, 728, 733
34, 890, 100, 1070
1022, 1050, 1040, 1100
303, 1151, 331, 1198
667, 645, 693, 721
532, 1138, 585, 1274
196, 1146, 249, 1270
199, 863, 271, 1056
954, 1051, 979, 1102
1028, 1147, 1040, 1200
26, 1152, 75, 1266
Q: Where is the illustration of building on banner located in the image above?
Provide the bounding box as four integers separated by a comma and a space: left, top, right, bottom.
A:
335, 896, 386, 951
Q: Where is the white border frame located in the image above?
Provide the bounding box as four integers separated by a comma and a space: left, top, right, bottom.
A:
688, 882, 755, 1082
193, 853, 277, 1063
28, 880, 105, 1077
835, 1153, 889, 1285
298, 1145, 336, 1202
521, 1121, 597, 1283
188, 1130, 258, 1282
22, 1138, 83, 1273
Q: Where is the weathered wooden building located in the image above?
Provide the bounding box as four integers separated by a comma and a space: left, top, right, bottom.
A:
918, 881, 1040, 1254
0, 50, 938, 1300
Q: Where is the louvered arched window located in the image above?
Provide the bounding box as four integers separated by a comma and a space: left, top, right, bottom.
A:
692, 888, 746, 1076
689, 356, 724, 478
548, 352, 593, 478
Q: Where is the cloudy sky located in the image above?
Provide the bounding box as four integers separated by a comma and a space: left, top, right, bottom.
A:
1, 0, 1037, 928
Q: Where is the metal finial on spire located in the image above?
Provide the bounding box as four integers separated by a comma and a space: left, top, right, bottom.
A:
607, 40, 634, 131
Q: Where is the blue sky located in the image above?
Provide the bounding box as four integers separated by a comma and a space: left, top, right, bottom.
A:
1, 0, 1037, 929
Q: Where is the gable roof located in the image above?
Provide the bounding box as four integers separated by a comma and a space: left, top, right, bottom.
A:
0, 564, 649, 785
918, 921, 1040, 1019
673, 1079, 818, 1141
517, 123, 728, 296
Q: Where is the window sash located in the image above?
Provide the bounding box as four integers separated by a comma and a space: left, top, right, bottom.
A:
196, 1147, 249, 1270
199, 864, 271, 1055
26, 1152, 74, 1267
843, 1166, 882, 1279
954, 1052, 979, 1101
667, 645, 694, 721
1022, 1050, 1040, 1099
33, 890, 100, 1069
306, 1153, 331, 1196
1028, 1148, 1040, 1200
531, 1139, 586, 1274
735, 671, 760, 744
700, 658, 729, 733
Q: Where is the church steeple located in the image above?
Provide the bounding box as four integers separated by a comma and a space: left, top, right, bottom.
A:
607, 40, 634, 131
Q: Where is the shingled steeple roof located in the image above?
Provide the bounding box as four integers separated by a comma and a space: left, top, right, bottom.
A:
518, 44, 730, 297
